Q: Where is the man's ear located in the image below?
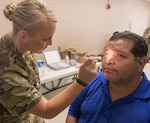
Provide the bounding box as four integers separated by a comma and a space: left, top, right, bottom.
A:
137, 57, 147, 72
19, 30, 28, 44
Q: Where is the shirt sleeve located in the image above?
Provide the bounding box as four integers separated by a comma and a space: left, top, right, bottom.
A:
68, 87, 88, 119
68, 72, 104, 119
0, 71, 42, 116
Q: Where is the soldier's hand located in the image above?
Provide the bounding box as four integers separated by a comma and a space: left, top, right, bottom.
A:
77, 57, 97, 84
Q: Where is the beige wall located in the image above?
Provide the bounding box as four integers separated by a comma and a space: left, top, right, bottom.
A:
0, 0, 150, 60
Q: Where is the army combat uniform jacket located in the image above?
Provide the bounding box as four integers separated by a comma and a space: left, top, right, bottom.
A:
0, 34, 44, 123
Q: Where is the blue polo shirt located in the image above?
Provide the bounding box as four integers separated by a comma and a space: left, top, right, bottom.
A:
68, 72, 150, 123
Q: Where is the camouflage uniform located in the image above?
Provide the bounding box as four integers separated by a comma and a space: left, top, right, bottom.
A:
143, 27, 150, 60
0, 34, 45, 123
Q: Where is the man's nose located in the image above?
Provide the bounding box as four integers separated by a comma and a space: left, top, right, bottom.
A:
105, 50, 115, 65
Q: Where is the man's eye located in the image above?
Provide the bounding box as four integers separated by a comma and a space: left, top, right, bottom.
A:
118, 54, 125, 58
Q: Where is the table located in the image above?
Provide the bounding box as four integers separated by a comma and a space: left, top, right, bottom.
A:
39, 65, 79, 84
39, 65, 79, 94
39, 62, 102, 94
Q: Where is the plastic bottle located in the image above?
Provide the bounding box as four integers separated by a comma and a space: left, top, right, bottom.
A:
65, 55, 70, 64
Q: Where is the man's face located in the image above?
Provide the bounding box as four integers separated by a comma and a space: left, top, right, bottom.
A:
102, 39, 141, 84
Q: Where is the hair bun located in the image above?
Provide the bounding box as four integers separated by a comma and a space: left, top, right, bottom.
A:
3, 3, 16, 21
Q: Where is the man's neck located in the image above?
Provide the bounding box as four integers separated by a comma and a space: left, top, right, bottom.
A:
108, 76, 142, 102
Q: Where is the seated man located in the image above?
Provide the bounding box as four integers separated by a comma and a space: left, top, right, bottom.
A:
66, 31, 150, 123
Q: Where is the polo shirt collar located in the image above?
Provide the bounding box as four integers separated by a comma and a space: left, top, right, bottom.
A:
133, 72, 150, 99
101, 72, 150, 99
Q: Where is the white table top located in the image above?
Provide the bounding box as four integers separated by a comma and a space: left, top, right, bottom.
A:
38, 62, 102, 84
39, 65, 79, 84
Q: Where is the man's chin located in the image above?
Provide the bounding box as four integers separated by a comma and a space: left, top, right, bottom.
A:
104, 73, 115, 80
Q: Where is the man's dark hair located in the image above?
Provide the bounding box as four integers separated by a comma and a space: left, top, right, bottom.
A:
109, 31, 148, 58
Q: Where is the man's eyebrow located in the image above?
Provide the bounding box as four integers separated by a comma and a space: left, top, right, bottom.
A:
105, 47, 128, 55
115, 49, 128, 55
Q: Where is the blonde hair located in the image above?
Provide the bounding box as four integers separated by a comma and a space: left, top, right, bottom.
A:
3, 0, 57, 35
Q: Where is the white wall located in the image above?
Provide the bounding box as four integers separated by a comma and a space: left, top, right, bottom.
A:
0, 0, 150, 59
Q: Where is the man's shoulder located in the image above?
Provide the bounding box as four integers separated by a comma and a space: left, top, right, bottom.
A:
95, 72, 107, 82
88, 72, 107, 87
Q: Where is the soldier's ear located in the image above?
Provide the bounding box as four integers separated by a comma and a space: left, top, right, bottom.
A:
19, 30, 28, 44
